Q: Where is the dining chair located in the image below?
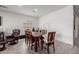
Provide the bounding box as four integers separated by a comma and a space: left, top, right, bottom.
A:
25, 30, 32, 46
28, 31, 35, 49
27, 31, 32, 47
43, 32, 56, 53
25, 30, 29, 44
25, 30, 33, 47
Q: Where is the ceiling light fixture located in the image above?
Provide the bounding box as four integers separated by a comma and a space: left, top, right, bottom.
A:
33, 9, 38, 12
18, 5, 23, 7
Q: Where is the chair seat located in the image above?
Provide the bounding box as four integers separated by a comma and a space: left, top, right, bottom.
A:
43, 34, 54, 46
0, 41, 7, 45
43, 34, 54, 43
7, 39, 14, 42
43, 34, 48, 43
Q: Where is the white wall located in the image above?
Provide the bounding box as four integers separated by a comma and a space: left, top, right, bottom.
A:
0, 6, 74, 45
0, 10, 38, 35
39, 6, 74, 45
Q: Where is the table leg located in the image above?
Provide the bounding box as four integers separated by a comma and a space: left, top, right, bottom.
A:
35, 37, 37, 52
47, 44, 49, 54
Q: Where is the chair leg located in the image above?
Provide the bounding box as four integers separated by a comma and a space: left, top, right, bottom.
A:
37, 40, 39, 47
31, 44, 33, 50
25, 37, 27, 43
16, 40, 18, 43
53, 42, 55, 53
33, 38, 39, 51
47, 44, 49, 54
26, 38, 28, 45
28, 41, 30, 47
41, 39, 43, 50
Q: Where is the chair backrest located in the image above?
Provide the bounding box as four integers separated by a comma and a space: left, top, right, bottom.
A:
26, 31, 33, 43
28, 31, 32, 39
41, 30, 47, 34
25, 30, 32, 38
0, 32, 4, 41
48, 32, 56, 42
25, 29, 31, 35
12, 29, 20, 37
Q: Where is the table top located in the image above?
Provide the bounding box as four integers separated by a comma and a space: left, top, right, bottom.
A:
32, 32, 45, 37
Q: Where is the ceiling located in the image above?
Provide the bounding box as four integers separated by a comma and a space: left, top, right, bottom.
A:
0, 5, 68, 17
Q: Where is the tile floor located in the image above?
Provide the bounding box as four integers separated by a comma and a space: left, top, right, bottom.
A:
0, 39, 79, 54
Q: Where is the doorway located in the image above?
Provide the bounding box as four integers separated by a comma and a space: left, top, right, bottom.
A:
73, 5, 79, 46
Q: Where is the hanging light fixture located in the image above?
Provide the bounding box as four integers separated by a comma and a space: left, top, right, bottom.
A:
33, 8, 38, 13
18, 5, 23, 7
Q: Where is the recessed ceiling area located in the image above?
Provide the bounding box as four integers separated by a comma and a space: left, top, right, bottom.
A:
0, 5, 68, 17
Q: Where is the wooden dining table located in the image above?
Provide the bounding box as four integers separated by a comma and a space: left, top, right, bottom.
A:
32, 32, 45, 52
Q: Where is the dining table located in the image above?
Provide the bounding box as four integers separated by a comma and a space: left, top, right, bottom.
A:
32, 32, 45, 52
